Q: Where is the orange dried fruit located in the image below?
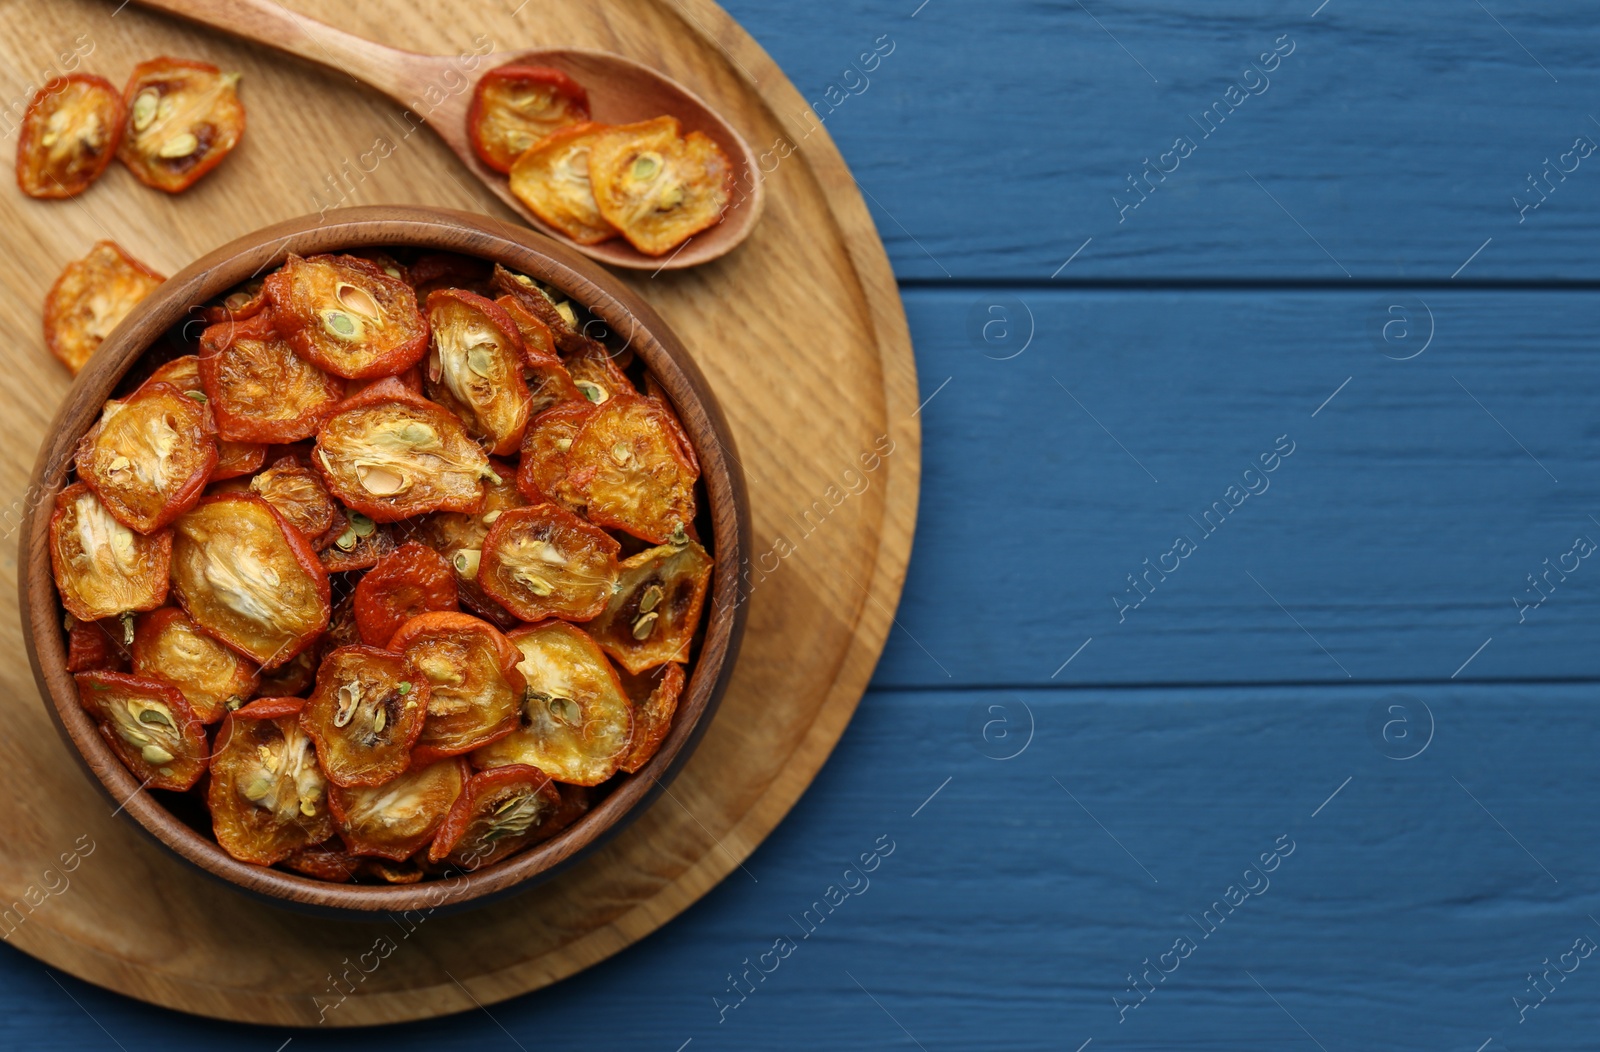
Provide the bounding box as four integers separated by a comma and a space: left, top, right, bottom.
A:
589, 116, 733, 256
587, 539, 712, 674
468, 64, 589, 173
313, 377, 493, 522
477, 503, 620, 622
208, 697, 334, 865
508, 121, 618, 244
300, 645, 429, 787
169, 494, 331, 669
118, 57, 245, 193
265, 253, 428, 379
424, 288, 531, 456
131, 606, 259, 723
472, 621, 631, 786
49, 482, 171, 623
17, 74, 126, 198
44, 240, 163, 374
77, 670, 208, 791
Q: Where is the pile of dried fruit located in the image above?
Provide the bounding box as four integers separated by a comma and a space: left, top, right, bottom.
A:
16, 56, 245, 200
469, 64, 734, 256
50, 247, 711, 883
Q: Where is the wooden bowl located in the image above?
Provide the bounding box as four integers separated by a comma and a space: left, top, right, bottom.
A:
18, 205, 748, 915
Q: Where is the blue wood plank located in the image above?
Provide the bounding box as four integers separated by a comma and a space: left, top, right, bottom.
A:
722, 0, 1600, 280
870, 287, 1600, 688
4, 683, 1598, 1051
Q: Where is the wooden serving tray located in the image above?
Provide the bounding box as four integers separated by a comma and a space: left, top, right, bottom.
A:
0, 0, 917, 1026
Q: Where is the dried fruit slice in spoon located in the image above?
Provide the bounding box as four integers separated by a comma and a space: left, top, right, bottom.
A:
468, 64, 589, 173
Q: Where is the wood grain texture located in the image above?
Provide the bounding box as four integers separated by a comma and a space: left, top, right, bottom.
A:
8, 681, 1599, 1052
721, 0, 1600, 281
877, 287, 1600, 689
0, 0, 918, 1026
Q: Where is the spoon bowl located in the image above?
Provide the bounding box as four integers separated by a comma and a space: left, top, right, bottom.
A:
133, 0, 764, 270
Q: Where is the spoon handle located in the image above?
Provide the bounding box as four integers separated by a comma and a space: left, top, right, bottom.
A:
128, 0, 427, 104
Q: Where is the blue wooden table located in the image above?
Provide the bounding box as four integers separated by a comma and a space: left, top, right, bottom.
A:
8, 1, 1600, 1048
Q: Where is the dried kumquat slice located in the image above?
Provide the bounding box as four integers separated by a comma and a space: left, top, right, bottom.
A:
587, 539, 712, 674
118, 57, 244, 193
563, 339, 635, 407
280, 840, 361, 882
563, 394, 697, 544
75, 379, 217, 534
300, 645, 429, 787
77, 670, 208, 791
589, 116, 734, 256
313, 377, 493, 522
489, 265, 600, 357
208, 697, 334, 865
248, 456, 339, 541
65, 616, 131, 673
352, 541, 459, 647
388, 612, 525, 763
49, 482, 171, 623
515, 400, 593, 508
131, 606, 259, 723
318, 509, 397, 572
428, 763, 560, 868
196, 277, 268, 325
424, 289, 531, 456
328, 757, 466, 860
477, 503, 620, 622
137, 355, 268, 478
198, 312, 344, 443
44, 240, 163, 374
494, 294, 561, 361
265, 254, 428, 379
615, 663, 685, 773
472, 621, 631, 786
468, 64, 589, 173
508, 121, 619, 244
17, 74, 125, 198
169, 494, 330, 669
413, 460, 524, 628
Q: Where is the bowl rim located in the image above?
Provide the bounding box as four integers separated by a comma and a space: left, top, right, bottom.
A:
19, 205, 749, 916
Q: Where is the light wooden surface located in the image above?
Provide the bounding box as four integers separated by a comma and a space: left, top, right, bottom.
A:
0, 0, 917, 1026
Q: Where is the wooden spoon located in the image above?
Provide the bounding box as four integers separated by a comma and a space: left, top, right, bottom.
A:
130, 0, 764, 271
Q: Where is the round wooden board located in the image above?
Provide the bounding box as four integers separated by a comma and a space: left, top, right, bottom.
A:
0, 0, 918, 1027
